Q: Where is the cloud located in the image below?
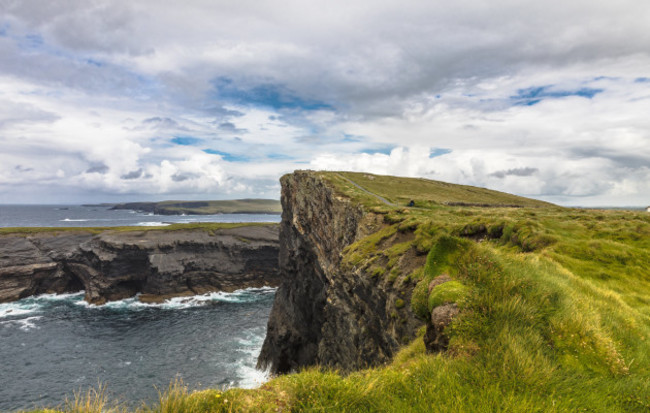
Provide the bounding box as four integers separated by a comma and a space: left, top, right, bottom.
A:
1, 1, 650, 205
490, 167, 539, 179
86, 163, 109, 174
120, 169, 143, 180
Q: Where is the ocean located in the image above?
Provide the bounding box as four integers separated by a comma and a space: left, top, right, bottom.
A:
0, 204, 280, 228
0, 205, 280, 411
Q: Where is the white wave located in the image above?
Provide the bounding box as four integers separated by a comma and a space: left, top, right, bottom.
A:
234, 328, 270, 389
237, 363, 270, 389
136, 221, 171, 226
74, 296, 139, 310
0, 305, 36, 318
74, 287, 276, 311
0, 316, 42, 331
33, 291, 85, 301
1, 291, 85, 319
60, 218, 90, 222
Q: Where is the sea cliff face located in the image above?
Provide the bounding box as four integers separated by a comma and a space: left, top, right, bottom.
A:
258, 171, 422, 374
0, 225, 280, 305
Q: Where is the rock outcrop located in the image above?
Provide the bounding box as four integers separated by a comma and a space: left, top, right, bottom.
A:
258, 171, 422, 374
0, 225, 279, 305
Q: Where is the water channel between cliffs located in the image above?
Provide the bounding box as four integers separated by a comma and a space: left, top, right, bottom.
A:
0, 207, 281, 411
0, 288, 276, 411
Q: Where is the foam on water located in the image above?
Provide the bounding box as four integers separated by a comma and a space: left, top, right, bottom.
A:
0, 304, 37, 319
136, 221, 171, 226
71, 287, 277, 311
0, 301, 42, 318
2, 288, 275, 318
234, 328, 271, 389
0, 316, 43, 331
33, 291, 85, 301
1, 292, 85, 319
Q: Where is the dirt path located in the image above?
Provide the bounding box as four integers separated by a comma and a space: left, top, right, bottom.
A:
335, 173, 397, 207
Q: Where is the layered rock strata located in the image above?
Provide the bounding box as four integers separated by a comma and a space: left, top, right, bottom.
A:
258, 171, 422, 374
0, 225, 279, 305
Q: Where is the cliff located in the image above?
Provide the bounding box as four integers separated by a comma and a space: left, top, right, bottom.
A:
258, 171, 423, 374
0, 224, 279, 305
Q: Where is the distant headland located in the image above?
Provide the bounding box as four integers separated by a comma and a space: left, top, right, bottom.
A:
98, 198, 282, 215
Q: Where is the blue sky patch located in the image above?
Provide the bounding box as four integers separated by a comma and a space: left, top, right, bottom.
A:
267, 153, 296, 160
171, 136, 202, 146
212, 77, 332, 111
429, 148, 452, 158
342, 134, 364, 143
634, 77, 650, 83
593, 76, 619, 81
512, 85, 604, 106
20, 33, 44, 51
203, 149, 249, 162
359, 145, 396, 155
85, 58, 103, 67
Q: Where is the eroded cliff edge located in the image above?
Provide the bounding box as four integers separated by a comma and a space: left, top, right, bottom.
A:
0, 224, 280, 305
258, 171, 422, 374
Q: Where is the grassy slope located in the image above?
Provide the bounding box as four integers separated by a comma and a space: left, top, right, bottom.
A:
335, 171, 553, 208
28, 172, 650, 412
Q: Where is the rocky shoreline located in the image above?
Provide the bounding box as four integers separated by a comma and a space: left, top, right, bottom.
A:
0, 225, 280, 305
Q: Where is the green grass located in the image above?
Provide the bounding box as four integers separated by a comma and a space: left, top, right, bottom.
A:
427, 280, 469, 311
322, 171, 553, 208
24, 172, 650, 412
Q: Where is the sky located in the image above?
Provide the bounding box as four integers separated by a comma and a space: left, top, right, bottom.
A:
1, 0, 649, 206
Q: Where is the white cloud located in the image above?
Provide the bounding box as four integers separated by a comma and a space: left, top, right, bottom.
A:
1, 1, 650, 205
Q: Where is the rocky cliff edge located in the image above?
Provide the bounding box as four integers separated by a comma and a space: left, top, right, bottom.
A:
258, 171, 423, 374
0, 224, 280, 305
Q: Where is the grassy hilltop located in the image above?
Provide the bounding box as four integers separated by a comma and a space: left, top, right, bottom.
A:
30, 172, 650, 412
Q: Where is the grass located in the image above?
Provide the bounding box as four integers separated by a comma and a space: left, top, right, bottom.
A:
22, 172, 650, 412
322, 171, 553, 208
427, 280, 469, 310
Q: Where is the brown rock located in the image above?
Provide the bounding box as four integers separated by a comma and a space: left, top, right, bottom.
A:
428, 274, 452, 293
424, 303, 460, 353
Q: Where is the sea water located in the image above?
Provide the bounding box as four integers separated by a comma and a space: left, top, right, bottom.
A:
0, 205, 279, 411
0, 204, 280, 228
0, 289, 275, 411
